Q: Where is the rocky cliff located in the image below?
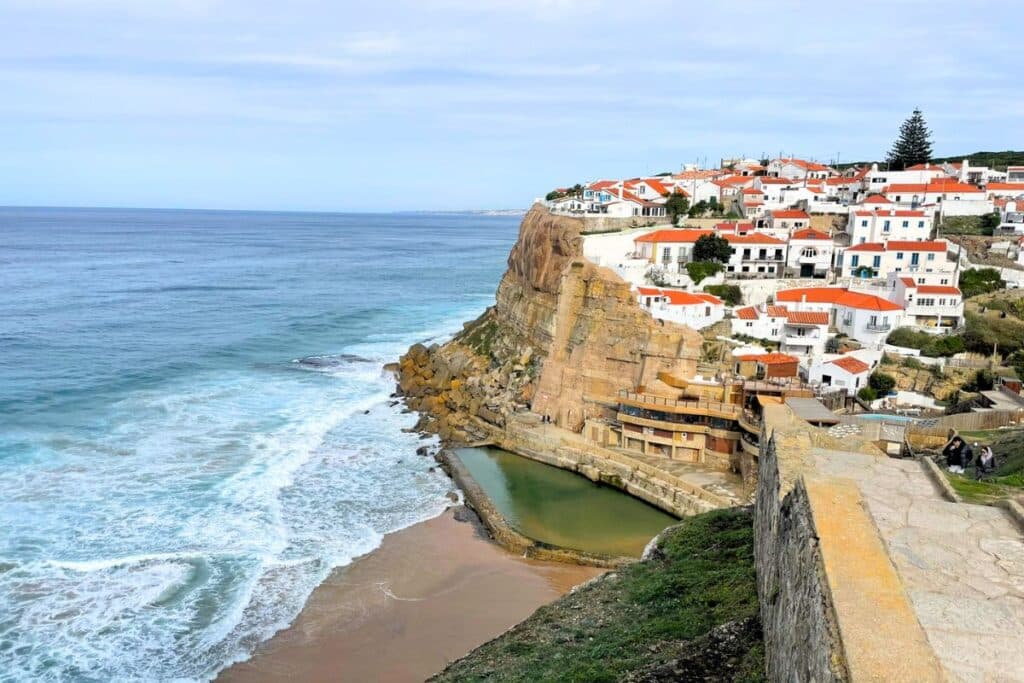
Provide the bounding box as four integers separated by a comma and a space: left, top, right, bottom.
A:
397, 205, 704, 443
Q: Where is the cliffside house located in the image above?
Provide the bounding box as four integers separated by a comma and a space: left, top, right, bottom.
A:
731, 304, 830, 356
806, 354, 872, 391
883, 275, 964, 331
635, 287, 725, 330
785, 227, 834, 278
722, 232, 787, 278
633, 229, 715, 273
766, 157, 835, 180
766, 209, 811, 235
775, 286, 904, 348
848, 209, 932, 244
733, 352, 801, 380
881, 180, 992, 217
839, 240, 951, 280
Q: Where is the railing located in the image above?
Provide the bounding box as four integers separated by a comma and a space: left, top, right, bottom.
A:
865, 322, 892, 332
617, 391, 740, 416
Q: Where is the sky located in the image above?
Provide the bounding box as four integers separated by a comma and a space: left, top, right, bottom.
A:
0, 0, 1021, 212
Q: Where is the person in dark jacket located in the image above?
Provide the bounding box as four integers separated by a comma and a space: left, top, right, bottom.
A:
976, 445, 997, 480
943, 436, 965, 474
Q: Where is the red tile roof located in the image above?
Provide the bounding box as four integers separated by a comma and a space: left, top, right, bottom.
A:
741, 187, 764, 195
916, 285, 961, 295
786, 311, 829, 325
634, 229, 714, 244
766, 305, 789, 317
735, 306, 759, 320
636, 287, 722, 306
900, 277, 917, 288
846, 242, 886, 252
853, 209, 927, 217
714, 221, 754, 232
775, 287, 903, 312
830, 356, 871, 374
986, 183, 1024, 192
862, 194, 892, 204
723, 232, 786, 245
770, 210, 810, 219
775, 158, 831, 172
884, 240, 947, 252
643, 179, 670, 195
737, 352, 800, 365
884, 181, 984, 194
791, 228, 831, 240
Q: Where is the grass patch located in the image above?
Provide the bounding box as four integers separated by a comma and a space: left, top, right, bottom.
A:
430, 508, 764, 682
941, 427, 1024, 503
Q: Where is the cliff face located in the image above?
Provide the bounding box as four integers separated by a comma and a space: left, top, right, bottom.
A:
398, 206, 703, 442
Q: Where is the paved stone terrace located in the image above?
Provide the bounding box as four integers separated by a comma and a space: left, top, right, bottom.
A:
814, 448, 1024, 683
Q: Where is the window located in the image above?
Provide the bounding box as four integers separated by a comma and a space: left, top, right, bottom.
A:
927, 253, 935, 261
896, 252, 904, 260
662, 247, 672, 263
801, 247, 817, 258
770, 328, 778, 335
911, 253, 919, 265
918, 298, 935, 306
851, 255, 860, 267
758, 249, 767, 259
883, 220, 891, 232
895, 195, 902, 202
757, 266, 765, 273
939, 298, 946, 306
940, 278, 949, 285
902, 220, 909, 228
746, 321, 753, 328
861, 220, 869, 227
872, 255, 881, 268
742, 266, 750, 272
918, 221, 925, 228
705, 306, 711, 316
742, 248, 751, 259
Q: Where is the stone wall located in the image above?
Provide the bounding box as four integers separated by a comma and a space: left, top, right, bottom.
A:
754, 431, 847, 682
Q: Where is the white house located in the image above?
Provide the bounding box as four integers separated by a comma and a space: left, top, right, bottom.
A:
882, 180, 992, 216
766, 209, 811, 236
786, 228, 834, 278
840, 240, 951, 279
848, 209, 933, 244
862, 162, 948, 194
636, 288, 724, 330
731, 304, 830, 356
767, 158, 834, 180
723, 232, 787, 278
806, 354, 872, 392
775, 287, 905, 348
985, 183, 1024, 198
884, 275, 963, 331
633, 229, 715, 273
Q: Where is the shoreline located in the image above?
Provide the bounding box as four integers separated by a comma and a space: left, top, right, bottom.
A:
218, 506, 604, 682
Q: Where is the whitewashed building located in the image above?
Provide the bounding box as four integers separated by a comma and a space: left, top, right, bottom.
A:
806, 354, 872, 391
775, 287, 905, 348
848, 209, 933, 244
883, 274, 963, 331
636, 288, 725, 330
732, 303, 830, 355
723, 232, 787, 278
767, 158, 835, 180
840, 240, 951, 279
786, 228, 834, 278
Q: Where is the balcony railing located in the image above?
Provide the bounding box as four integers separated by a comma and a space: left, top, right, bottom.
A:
617, 390, 740, 417
865, 322, 892, 332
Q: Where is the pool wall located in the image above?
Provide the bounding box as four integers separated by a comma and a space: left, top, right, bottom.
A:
438, 448, 637, 568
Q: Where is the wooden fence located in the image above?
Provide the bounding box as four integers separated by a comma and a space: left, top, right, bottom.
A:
905, 409, 1024, 449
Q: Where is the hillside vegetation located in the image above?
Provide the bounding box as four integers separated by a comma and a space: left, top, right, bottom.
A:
431, 509, 764, 683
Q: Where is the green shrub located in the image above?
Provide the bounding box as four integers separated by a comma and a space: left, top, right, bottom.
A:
858, 386, 878, 402
685, 261, 723, 284
941, 216, 985, 235
959, 268, 1005, 298
886, 327, 964, 357
963, 368, 995, 392
704, 283, 742, 305
868, 372, 897, 395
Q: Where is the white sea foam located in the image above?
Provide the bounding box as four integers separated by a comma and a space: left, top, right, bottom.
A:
0, 305, 484, 682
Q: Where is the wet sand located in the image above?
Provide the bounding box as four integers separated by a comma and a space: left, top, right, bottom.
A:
219, 507, 604, 682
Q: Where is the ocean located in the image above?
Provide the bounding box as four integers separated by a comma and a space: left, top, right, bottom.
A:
0, 207, 521, 681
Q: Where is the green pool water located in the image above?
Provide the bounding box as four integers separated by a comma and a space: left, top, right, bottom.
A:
453, 447, 678, 557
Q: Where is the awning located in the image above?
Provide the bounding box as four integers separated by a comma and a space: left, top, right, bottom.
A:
785, 397, 841, 425
756, 394, 783, 406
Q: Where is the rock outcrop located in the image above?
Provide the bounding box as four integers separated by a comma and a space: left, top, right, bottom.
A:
397, 205, 704, 442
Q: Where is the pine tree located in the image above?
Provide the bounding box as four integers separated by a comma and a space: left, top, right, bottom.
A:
886, 108, 934, 170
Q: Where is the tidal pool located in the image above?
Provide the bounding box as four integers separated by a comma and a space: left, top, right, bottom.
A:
453, 447, 678, 557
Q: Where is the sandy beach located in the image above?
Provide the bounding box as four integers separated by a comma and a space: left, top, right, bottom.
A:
219, 507, 604, 683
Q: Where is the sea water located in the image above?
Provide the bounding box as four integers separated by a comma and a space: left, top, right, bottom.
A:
0, 207, 520, 681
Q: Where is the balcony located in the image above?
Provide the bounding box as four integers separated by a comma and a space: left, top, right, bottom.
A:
865, 322, 892, 332
783, 335, 818, 347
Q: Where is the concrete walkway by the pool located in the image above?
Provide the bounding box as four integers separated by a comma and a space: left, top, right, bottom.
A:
814, 448, 1024, 683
